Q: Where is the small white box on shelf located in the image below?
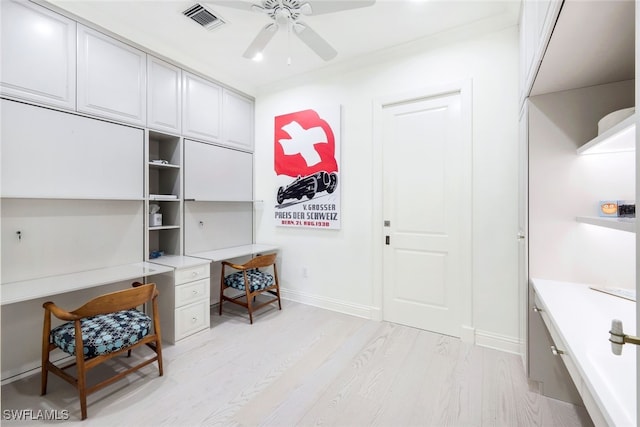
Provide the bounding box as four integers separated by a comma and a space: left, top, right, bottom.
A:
149, 213, 162, 226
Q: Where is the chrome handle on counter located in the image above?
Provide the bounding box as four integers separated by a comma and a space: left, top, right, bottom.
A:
609, 319, 640, 355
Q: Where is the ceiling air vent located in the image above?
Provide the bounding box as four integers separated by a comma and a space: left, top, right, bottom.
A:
183, 3, 225, 31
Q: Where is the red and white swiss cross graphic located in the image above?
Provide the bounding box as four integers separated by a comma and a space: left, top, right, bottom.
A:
274, 109, 338, 177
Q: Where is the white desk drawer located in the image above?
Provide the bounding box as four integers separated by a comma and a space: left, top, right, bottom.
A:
175, 300, 209, 340
175, 278, 210, 308
175, 264, 209, 285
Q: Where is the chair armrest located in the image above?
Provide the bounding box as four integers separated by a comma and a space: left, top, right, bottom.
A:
43, 302, 81, 321
221, 261, 248, 270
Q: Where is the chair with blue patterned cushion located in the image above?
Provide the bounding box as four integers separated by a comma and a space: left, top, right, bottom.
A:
219, 253, 281, 324
41, 282, 163, 420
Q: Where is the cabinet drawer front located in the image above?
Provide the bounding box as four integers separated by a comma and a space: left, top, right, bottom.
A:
175, 278, 210, 307
175, 264, 209, 284
175, 300, 210, 340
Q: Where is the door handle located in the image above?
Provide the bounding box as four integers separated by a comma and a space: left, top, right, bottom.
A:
385, 236, 390, 245
517, 233, 525, 240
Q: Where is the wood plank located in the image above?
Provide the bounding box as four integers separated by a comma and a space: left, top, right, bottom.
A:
0, 302, 593, 425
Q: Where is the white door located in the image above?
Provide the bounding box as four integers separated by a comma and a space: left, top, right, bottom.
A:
381, 91, 470, 337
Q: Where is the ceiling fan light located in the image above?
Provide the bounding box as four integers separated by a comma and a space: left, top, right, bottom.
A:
252, 52, 264, 61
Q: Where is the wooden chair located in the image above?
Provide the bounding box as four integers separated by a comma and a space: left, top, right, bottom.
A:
41, 282, 163, 420
219, 253, 281, 324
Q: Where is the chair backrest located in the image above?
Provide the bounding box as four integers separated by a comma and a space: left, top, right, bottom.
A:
243, 253, 277, 269
71, 283, 157, 318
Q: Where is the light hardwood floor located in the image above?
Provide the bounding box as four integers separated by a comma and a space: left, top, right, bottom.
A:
1, 300, 593, 426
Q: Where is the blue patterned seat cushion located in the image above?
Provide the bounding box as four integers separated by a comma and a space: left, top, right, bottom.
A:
225, 269, 274, 292
50, 310, 151, 359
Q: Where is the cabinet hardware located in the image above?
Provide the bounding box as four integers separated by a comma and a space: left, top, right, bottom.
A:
517, 232, 525, 240
385, 236, 390, 245
384, 220, 390, 227
16, 231, 22, 241
550, 345, 564, 356
609, 319, 640, 355
532, 305, 542, 313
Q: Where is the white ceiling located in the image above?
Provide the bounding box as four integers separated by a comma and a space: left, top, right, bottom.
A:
44, 0, 521, 95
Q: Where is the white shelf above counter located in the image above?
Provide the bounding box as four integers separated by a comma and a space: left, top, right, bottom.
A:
0, 262, 174, 306
576, 216, 635, 232
577, 113, 636, 155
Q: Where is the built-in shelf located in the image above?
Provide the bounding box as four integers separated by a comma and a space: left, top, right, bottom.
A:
576, 216, 635, 232
149, 225, 180, 231
149, 194, 180, 201
577, 113, 636, 155
148, 162, 180, 169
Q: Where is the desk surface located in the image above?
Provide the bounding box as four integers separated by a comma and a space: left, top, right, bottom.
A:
532, 278, 636, 427
189, 244, 279, 262
0, 262, 174, 306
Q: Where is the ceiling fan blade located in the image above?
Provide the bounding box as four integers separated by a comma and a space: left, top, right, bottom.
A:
243, 23, 278, 59
303, 0, 376, 16
293, 22, 337, 61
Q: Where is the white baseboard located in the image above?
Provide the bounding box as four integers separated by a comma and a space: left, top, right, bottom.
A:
460, 325, 476, 344
280, 288, 381, 320
475, 329, 521, 354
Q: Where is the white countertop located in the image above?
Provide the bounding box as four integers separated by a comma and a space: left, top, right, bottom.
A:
189, 243, 279, 262
0, 262, 174, 305
149, 254, 211, 269
532, 278, 636, 427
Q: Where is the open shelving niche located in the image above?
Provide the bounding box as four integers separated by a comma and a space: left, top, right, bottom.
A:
146, 130, 183, 259
575, 112, 636, 233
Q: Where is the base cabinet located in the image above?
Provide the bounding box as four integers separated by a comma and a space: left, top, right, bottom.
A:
153, 258, 210, 344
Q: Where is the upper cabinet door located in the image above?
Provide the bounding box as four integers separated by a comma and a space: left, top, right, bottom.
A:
184, 140, 252, 201
147, 56, 181, 134
182, 72, 221, 143
1, 99, 143, 200
77, 24, 146, 126
222, 89, 254, 152
0, 0, 76, 110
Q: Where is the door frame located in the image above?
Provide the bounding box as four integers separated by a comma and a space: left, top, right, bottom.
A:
371, 79, 474, 342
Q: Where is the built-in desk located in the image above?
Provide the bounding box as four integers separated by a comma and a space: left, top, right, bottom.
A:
0, 262, 174, 306
532, 278, 636, 427
189, 243, 280, 262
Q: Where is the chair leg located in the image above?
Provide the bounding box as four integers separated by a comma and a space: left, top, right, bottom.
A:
246, 291, 254, 325
219, 273, 225, 316
76, 353, 88, 420
41, 312, 51, 395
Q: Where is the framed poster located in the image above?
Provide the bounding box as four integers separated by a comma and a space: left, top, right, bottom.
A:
274, 106, 341, 229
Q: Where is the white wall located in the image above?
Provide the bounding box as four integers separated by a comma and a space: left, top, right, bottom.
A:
529, 80, 636, 288
254, 25, 521, 351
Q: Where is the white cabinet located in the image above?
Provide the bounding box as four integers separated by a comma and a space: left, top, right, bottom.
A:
77, 24, 146, 126
147, 56, 182, 134
184, 139, 253, 201
0, 0, 76, 110
222, 89, 254, 151
519, 0, 561, 102
182, 72, 222, 143
152, 257, 211, 344
1, 99, 143, 200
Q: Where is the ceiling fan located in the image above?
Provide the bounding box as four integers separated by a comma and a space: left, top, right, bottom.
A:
208, 0, 376, 61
